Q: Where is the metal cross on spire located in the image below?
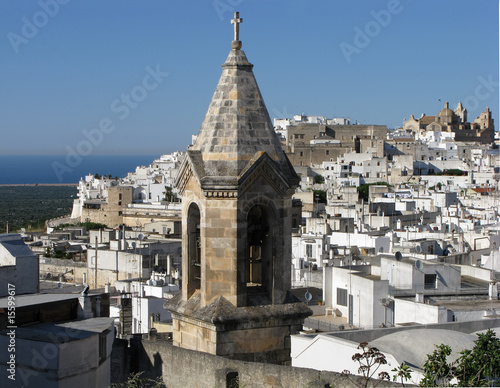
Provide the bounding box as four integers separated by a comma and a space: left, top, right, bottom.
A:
231, 12, 243, 50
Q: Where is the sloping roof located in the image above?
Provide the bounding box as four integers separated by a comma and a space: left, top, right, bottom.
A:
164, 290, 312, 324
420, 115, 436, 125
0, 293, 79, 308
3, 318, 114, 343
0, 234, 36, 258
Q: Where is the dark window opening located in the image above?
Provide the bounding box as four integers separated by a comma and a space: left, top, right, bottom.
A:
246, 205, 272, 294
424, 274, 437, 289
187, 203, 201, 297
337, 287, 348, 306
226, 371, 239, 388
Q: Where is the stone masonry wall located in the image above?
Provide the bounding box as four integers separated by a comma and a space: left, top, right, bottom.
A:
124, 338, 404, 388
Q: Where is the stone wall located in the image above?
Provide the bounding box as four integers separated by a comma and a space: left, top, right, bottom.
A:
39, 257, 87, 284
116, 337, 403, 388
81, 186, 133, 227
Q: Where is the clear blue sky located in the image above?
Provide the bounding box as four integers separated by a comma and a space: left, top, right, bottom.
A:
1, 0, 498, 156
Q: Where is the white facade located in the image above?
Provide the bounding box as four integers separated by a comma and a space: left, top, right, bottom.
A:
132, 296, 172, 334
380, 257, 462, 295
323, 265, 389, 329
0, 234, 39, 297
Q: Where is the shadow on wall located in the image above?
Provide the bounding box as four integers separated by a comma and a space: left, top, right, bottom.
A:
112, 336, 403, 388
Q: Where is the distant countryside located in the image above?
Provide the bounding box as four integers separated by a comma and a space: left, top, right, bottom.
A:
0, 185, 77, 233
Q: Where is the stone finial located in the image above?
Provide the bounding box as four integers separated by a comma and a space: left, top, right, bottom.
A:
231, 12, 243, 50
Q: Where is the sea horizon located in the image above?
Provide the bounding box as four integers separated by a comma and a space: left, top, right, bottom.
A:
0, 154, 160, 185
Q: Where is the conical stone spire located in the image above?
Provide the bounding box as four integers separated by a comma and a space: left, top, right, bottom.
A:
190, 12, 296, 183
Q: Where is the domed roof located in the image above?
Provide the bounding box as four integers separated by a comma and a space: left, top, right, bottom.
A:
370, 329, 475, 369
438, 101, 454, 117
439, 108, 454, 116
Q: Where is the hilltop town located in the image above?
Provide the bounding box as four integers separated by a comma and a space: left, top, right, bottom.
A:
1, 12, 499, 388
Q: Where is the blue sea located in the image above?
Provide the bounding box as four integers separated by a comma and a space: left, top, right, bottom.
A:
0, 155, 160, 184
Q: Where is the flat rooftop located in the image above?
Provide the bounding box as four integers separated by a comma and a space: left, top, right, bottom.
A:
431, 297, 500, 312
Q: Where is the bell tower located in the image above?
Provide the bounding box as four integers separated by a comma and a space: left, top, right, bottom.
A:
165, 12, 311, 364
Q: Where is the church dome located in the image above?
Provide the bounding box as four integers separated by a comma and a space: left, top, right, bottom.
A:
438, 108, 453, 116
438, 101, 453, 117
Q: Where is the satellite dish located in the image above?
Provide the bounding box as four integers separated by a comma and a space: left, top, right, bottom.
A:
395, 251, 402, 261
415, 260, 422, 270
138, 234, 144, 241
416, 245, 422, 253
305, 292, 312, 302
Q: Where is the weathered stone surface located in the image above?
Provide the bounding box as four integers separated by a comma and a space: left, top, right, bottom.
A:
167, 20, 311, 364
165, 291, 311, 327
131, 339, 406, 388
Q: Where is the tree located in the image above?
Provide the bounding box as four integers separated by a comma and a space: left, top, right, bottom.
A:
313, 189, 327, 204
356, 182, 390, 202
420, 330, 500, 387
82, 221, 108, 230
314, 174, 325, 184
454, 329, 500, 387
344, 342, 390, 388
392, 362, 413, 387
420, 344, 455, 387
163, 186, 178, 202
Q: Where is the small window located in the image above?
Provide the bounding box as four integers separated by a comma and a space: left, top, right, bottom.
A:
337, 288, 348, 306
424, 274, 437, 289
99, 330, 110, 364
306, 244, 313, 258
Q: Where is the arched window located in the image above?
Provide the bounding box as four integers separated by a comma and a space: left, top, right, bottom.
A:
187, 203, 201, 297
246, 205, 273, 295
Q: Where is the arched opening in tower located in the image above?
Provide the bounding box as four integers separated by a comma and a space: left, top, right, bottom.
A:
246, 205, 273, 295
187, 203, 201, 298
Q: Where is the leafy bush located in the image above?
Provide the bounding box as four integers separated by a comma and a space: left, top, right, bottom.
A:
314, 174, 325, 184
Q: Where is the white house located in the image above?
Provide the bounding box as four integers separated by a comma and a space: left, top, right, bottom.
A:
323, 265, 390, 329
0, 234, 39, 297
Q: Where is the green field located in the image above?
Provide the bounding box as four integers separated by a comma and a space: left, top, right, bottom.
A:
0, 185, 77, 233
